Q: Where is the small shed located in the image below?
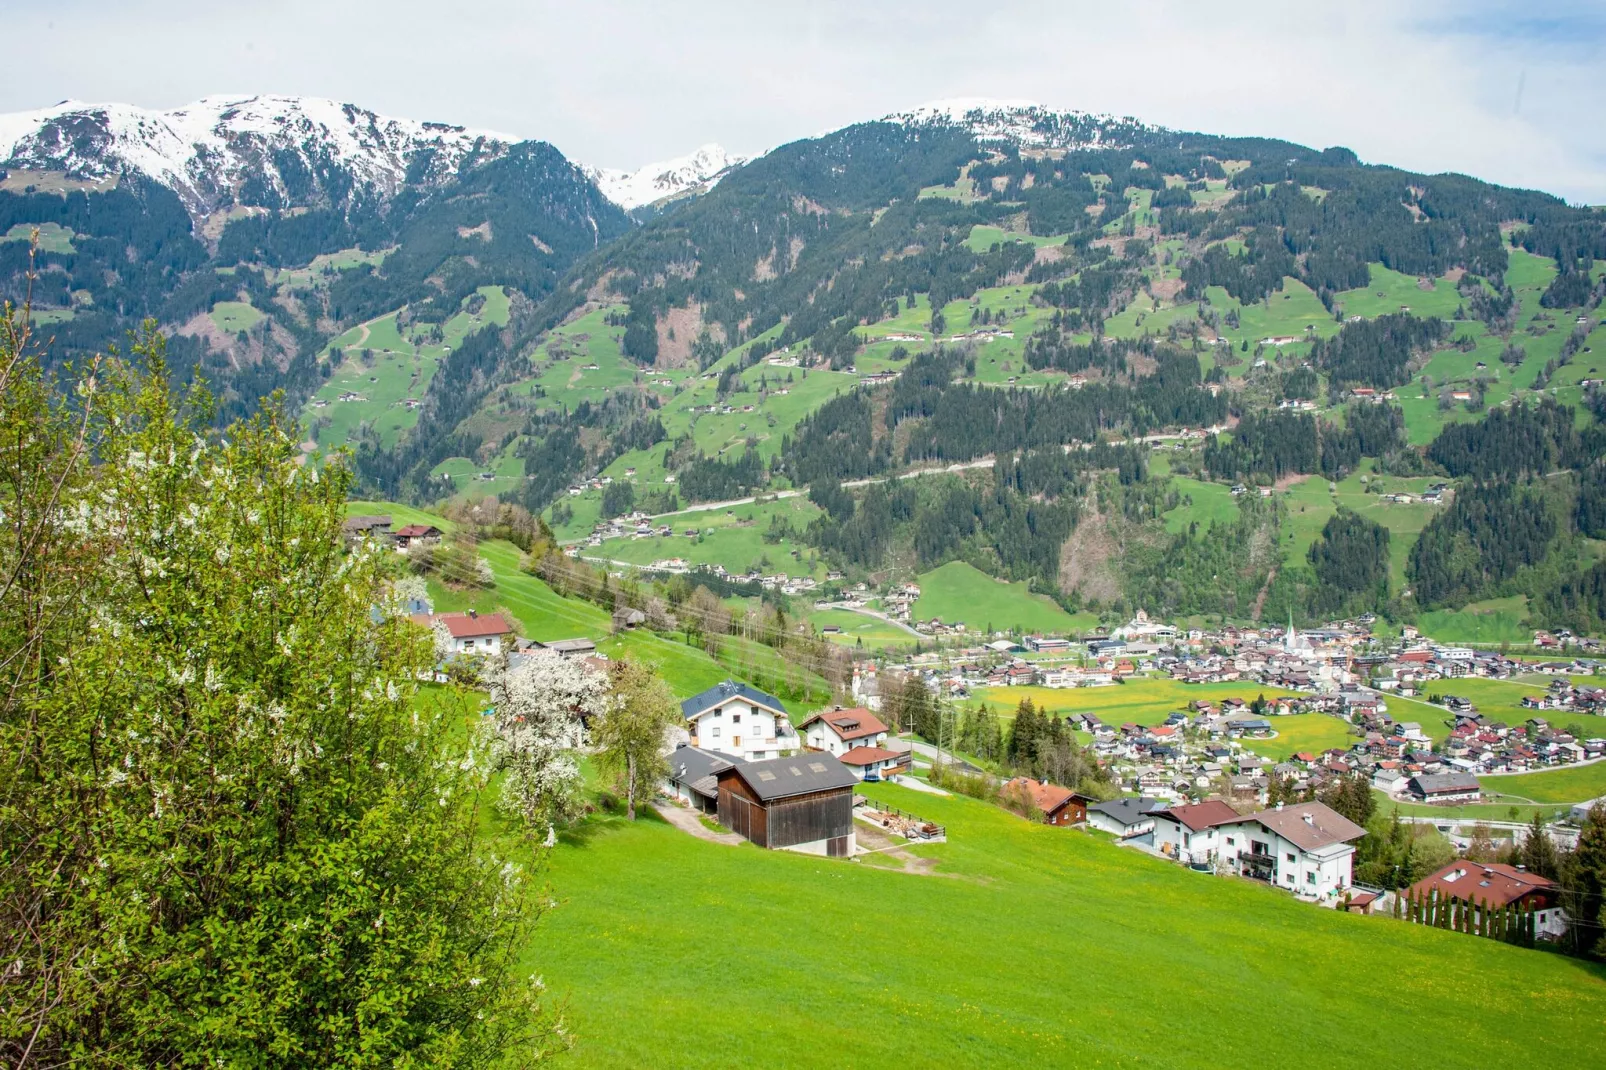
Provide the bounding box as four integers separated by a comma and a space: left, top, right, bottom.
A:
612, 607, 647, 633
716, 754, 857, 857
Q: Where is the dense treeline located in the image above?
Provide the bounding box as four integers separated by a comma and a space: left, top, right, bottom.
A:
777, 391, 888, 485
676, 448, 766, 502
1425, 398, 1584, 479
1408, 483, 1558, 607
896, 347, 1224, 463
1306, 509, 1391, 616
1309, 314, 1448, 391
1203, 412, 1319, 480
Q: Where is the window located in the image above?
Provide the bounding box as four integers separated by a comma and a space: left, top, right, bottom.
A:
1306, 872, 1316, 886
711, 727, 720, 738
1286, 853, 1297, 864
1226, 837, 1235, 846
731, 712, 742, 723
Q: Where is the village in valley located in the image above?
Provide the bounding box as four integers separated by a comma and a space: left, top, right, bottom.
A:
347, 510, 1605, 950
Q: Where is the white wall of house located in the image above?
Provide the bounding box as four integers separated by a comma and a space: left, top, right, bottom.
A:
691, 699, 796, 761
1088, 812, 1154, 838
449, 634, 505, 656
804, 722, 886, 756
1217, 821, 1355, 899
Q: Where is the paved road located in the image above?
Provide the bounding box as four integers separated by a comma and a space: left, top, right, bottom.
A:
563, 425, 1233, 539
888, 736, 983, 774
812, 601, 928, 638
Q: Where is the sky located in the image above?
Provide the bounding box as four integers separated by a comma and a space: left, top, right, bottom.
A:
1, 0, 1602, 202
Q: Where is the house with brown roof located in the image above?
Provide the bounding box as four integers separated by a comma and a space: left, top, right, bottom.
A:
1216, 801, 1367, 900
1148, 800, 1242, 862
798, 706, 889, 757
1404, 861, 1567, 940
412, 609, 516, 656
1003, 777, 1095, 826
837, 746, 907, 782
392, 523, 443, 549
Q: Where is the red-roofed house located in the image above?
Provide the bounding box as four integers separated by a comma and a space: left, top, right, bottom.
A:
1149, 800, 1242, 861
837, 746, 907, 781
798, 706, 889, 757
1003, 777, 1095, 826
413, 610, 515, 656
1406, 861, 1567, 940
393, 523, 444, 549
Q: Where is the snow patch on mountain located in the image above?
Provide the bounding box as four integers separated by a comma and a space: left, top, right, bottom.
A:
0, 94, 515, 215
882, 98, 1150, 150
583, 143, 744, 209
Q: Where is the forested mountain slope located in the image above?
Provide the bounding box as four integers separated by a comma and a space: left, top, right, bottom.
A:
5, 95, 1604, 633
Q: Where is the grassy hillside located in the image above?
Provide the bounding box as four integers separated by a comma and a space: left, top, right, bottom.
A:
913, 560, 1092, 634
531, 778, 1606, 1068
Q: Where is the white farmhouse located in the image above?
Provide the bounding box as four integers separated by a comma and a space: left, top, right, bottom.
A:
681, 679, 799, 762
1216, 801, 1366, 901
796, 705, 889, 756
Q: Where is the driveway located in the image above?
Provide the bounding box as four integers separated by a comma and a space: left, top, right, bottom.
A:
652, 801, 744, 845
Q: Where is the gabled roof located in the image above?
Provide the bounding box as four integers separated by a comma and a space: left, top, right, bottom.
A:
343, 514, 391, 531
837, 745, 901, 767
1239, 801, 1366, 852
668, 745, 741, 797
721, 753, 856, 802
394, 523, 442, 537
1409, 771, 1481, 795
797, 705, 888, 741
1154, 800, 1241, 832
1089, 796, 1167, 826
1005, 777, 1092, 816
681, 679, 788, 720
1406, 862, 1557, 908
415, 611, 514, 638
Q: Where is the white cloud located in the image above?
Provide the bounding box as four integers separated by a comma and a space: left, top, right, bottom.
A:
4, 0, 1601, 201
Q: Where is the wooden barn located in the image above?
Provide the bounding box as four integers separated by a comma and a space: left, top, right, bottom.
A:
715, 754, 858, 857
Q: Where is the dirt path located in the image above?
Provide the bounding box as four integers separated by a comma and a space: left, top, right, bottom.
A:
652, 801, 744, 845
854, 818, 942, 875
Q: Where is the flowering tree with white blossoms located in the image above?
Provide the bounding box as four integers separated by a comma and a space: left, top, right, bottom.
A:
486, 649, 608, 829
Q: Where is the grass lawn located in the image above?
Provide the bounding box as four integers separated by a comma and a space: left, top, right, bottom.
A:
1481, 762, 1606, 805
1237, 713, 1358, 759
1418, 596, 1534, 646
211, 300, 263, 333
913, 561, 1093, 634
807, 607, 917, 651
2, 221, 76, 253
531, 778, 1606, 1068
975, 678, 1301, 726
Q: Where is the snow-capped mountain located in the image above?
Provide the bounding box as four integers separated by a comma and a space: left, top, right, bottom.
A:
0, 94, 516, 217
881, 97, 1150, 151
583, 143, 745, 210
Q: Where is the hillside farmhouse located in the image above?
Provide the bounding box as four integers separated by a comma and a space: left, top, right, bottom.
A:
683, 679, 799, 762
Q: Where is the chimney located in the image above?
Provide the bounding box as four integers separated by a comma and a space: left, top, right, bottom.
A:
1276, 801, 1284, 811
1516, 864, 1526, 872
1303, 813, 1315, 825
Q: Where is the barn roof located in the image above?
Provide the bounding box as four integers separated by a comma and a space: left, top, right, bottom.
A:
722, 753, 856, 802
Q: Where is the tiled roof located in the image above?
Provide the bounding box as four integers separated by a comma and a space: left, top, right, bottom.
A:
1241, 801, 1366, 852
837, 746, 900, 766
1406, 862, 1556, 908
418, 611, 514, 639
798, 706, 888, 741
1156, 800, 1241, 831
